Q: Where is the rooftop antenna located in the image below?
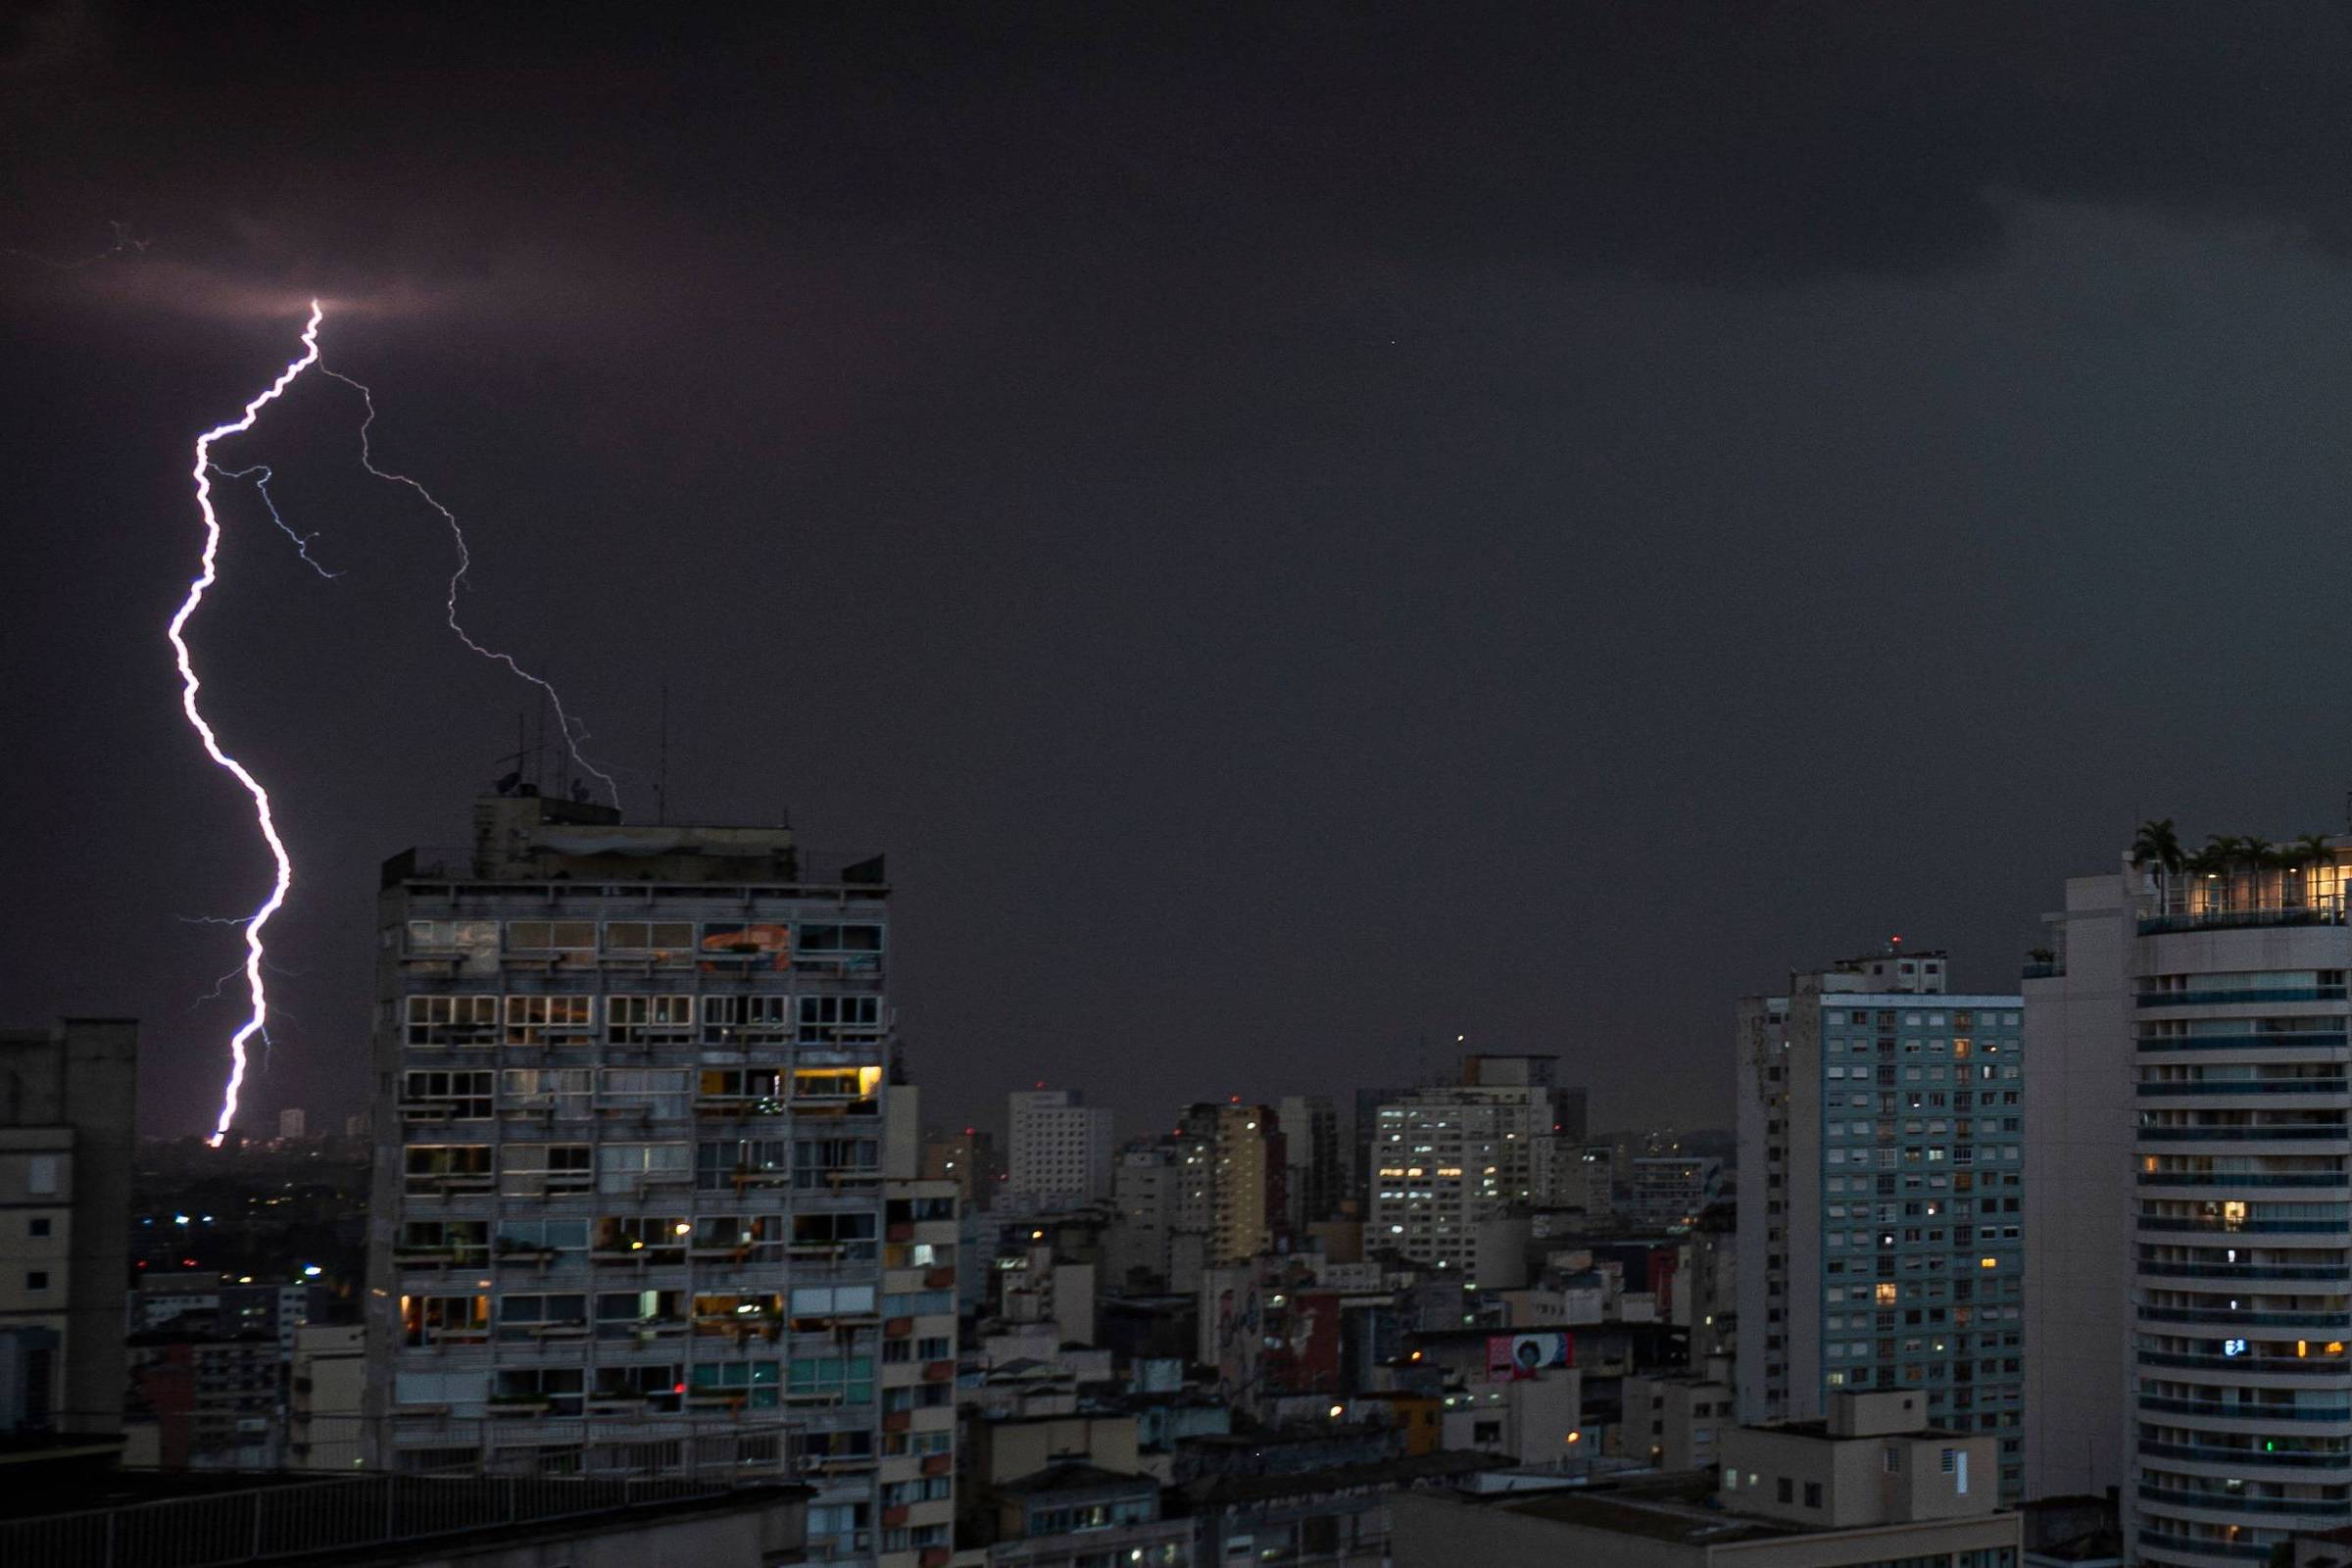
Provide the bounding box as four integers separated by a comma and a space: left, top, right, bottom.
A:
657, 682, 669, 827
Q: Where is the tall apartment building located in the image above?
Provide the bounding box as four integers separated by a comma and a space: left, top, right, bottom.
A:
2030, 839, 2352, 1567
1737, 949, 2028, 1501
0, 1018, 136, 1439
2019, 872, 2132, 1511
1005, 1090, 1111, 1207
1368, 1055, 1564, 1278
1105, 1135, 1213, 1290
1275, 1095, 1342, 1230
1629, 1156, 1725, 1231
919, 1127, 996, 1211
366, 792, 912, 1566
1201, 1103, 1285, 1263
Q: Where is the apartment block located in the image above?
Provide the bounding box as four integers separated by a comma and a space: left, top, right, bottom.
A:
1368, 1056, 1568, 1279
1007, 1091, 1112, 1208
1738, 950, 2027, 1500
2032, 839, 2352, 1567
365, 792, 903, 1564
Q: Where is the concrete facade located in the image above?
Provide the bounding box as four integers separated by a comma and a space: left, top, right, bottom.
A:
0, 1017, 136, 1438
2019, 872, 2132, 1505
363, 794, 902, 1564
1007, 1091, 1112, 1208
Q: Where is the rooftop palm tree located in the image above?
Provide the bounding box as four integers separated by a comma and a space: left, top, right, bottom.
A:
2286, 832, 2339, 913
2131, 818, 2184, 873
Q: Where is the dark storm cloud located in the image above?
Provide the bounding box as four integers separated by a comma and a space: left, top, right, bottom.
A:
14, 2, 2352, 1140
14, 3, 2352, 309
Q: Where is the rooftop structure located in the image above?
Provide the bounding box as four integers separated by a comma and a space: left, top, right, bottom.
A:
1392, 1391, 2017, 1567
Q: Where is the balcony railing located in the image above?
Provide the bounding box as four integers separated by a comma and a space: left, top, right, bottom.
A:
2138, 1261, 2350, 1282
2137, 1483, 2348, 1517
2140, 1126, 2350, 1143
2137, 1304, 2352, 1328
2139, 1033, 2352, 1053
2138, 1396, 2352, 1422
2137, 1082, 2351, 1097
2134, 1172, 2347, 1189
2139, 1438, 2352, 1469
2137, 873, 2350, 934
2138, 987, 2348, 1008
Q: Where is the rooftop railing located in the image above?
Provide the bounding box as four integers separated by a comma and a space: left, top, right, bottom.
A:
0, 1472, 758, 1568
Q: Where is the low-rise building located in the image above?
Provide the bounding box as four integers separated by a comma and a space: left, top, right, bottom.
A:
1622, 1370, 1733, 1472
1393, 1389, 2018, 1567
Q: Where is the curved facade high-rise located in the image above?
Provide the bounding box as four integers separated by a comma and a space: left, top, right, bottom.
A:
2030, 848, 2352, 1567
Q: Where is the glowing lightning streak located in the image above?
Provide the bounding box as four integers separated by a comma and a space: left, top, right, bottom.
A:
210, 463, 342, 578
317, 367, 619, 807
168, 300, 324, 1147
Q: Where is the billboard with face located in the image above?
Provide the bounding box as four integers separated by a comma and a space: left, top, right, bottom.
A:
1487, 1331, 1573, 1382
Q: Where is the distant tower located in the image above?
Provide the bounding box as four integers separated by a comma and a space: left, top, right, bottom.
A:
277, 1108, 306, 1141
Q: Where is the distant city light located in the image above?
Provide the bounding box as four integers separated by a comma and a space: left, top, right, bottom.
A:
302, 1265, 322, 1278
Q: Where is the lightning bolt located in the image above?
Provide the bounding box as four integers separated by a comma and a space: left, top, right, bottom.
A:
317, 367, 619, 807
168, 301, 324, 1148
210, 463, 342, 579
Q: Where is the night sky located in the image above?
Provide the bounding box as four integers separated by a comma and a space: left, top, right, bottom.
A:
11, 4, 2352, 1141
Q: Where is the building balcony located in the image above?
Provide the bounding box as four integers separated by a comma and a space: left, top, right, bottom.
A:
2135, 1172, 2348, 1190
2138, 905, 2350, 936
2138, 1395, 2352, 1424
2138, 1217, 2351, 1237
2137, 1349, 2352, 1374
2139, 1127, 2350, 1144
2137, 1304, 2352, 1329
2138, 987, 2348, 1008
2140, 1437, 2352, 1470
2139, 1483, 2349, 1519
2139, 1261, 2350, 1283
2139, 1033, 2352, 1054
2137, 1082, 2352, 1098
2133, 1530, 2280, 1565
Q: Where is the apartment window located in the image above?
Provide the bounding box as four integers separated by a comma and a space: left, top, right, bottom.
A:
507, 920, 596, 953
609, 995, 695, 1043
25, 1156, 57, 1197
1803, 1482, 1822, 1509
25, 1271, 47, 1292
500, 1067, 592, 1118
1776, 1478, 1792, 1504
798, 923, 884, 956
405, 918, 500, 968
703, 995, 790, 1041
405, 1144, 493, 1195
405, 995, 498, 1048
505, 995, 594, 1047
605, 920, 695, 956
401, 1069, 494, 1119
499, 1143, 593, 1197
28, 1217, 50, 1239
799, 994, 884, 1042
1884, 1446, 1902, 1473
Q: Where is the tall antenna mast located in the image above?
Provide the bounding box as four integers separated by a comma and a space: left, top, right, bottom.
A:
657, 682, 670, 826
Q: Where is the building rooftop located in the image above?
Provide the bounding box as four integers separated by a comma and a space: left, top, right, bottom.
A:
1188, 1449, 1509, 1507
1479, 1473, 1796, 1545
997, 1463, 1154, 1497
